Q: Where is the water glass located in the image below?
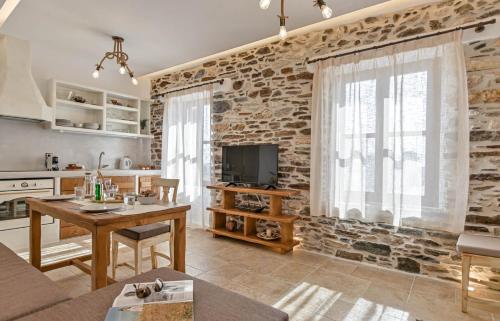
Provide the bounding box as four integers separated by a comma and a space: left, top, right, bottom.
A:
103, 178, 112, 192
123, 193, 136, 206
108, 184, 119, 198
74, 186, 85, 200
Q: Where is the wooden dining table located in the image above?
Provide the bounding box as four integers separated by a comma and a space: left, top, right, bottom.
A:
26, 198, 190, 290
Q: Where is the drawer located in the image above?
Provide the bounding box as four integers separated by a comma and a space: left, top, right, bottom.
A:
60, 177, 84, 191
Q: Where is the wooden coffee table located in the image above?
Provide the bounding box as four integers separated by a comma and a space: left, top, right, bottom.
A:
27, 198, 190, 290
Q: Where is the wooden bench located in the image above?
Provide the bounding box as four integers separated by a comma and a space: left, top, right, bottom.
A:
457, 233, 500, 313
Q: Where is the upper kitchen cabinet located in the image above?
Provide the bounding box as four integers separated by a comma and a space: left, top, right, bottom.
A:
47, 79, 152, 139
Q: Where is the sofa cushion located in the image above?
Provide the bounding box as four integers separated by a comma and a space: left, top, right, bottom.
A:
0, 243, 71, 321
15, 267, 288, 321
457, 233, 500, 258
115, 223, 171, 240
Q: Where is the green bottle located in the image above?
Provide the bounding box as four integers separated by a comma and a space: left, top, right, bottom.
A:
95, 179, 102, 201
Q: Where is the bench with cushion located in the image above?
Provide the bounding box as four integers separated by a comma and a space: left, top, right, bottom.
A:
0, 243, 288, 321
0, 243, 71, 321
456, 233, 500, 313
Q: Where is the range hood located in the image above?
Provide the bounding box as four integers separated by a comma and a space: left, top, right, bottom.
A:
0, 34, 51, 122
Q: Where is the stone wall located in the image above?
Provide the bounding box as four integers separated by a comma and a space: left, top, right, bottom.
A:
150, 0, 500, 282
466, 38, 500, 236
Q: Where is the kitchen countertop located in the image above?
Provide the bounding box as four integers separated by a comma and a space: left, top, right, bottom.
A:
0, 169, 162, 179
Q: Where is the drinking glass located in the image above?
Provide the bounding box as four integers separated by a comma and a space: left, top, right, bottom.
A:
123, 193, 136, 207
109, 184, 119, 199
74, 186, 85, 200
103, 178, 112, 192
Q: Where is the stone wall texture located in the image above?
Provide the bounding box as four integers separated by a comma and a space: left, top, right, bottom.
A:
150, 0, 500, 283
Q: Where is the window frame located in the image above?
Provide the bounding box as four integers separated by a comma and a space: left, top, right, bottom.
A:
336, 58, 441, 214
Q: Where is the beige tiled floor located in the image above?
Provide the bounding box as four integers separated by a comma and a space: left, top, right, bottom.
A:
25, 228, 500, 321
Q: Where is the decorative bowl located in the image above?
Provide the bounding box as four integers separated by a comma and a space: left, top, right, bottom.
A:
137, 196, 157, 205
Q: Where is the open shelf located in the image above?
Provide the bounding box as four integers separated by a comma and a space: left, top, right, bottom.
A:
52, 125, 103, 134
107, 105, 138, 112
209, 227, 298, 250
207, 185, 300, 197
56, 99, 104, 110
207, 207, 297, 223
107, 118, 138, 125
48, 79, 151, 139
207, 185, 299, 254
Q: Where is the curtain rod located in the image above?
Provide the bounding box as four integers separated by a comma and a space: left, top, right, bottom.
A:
307, 18, 496, 64
152, 78, 224, 99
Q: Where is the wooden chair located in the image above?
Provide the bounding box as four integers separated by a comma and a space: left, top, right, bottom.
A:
457, 233, 500, 313
111, 178, 179, 278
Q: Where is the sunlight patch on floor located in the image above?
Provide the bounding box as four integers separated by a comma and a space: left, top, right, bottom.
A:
17, 242, 91, 265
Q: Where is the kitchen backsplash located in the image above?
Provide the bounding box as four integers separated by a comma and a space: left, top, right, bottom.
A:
0, 118, 151, 170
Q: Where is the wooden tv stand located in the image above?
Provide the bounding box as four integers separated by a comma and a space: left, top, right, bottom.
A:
206, 184, 300, 254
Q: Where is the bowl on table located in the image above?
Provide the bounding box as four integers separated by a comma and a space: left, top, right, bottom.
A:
137, 196, 157, 205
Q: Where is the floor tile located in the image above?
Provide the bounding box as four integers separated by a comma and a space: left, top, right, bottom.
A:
317, 258, 359, 275
271, 262, 316, 283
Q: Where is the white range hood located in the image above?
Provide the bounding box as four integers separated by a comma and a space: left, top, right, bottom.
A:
0, 34, 51, 122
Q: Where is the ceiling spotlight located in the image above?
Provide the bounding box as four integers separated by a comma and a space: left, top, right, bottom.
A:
92, 69, 100, 79
92, 36, 137, 85
316, 0, 333, 19
279, 25, 287, 40
261, 0, 333, 41
259, 0, 271, 10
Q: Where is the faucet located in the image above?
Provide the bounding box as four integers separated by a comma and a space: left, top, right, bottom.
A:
97, 152, 108, 180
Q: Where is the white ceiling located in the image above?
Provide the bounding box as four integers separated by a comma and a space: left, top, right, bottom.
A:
0, 0, 388, 78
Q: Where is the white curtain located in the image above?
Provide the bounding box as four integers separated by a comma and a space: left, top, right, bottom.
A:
161, 86, 213, 228
310, 31, 469, 233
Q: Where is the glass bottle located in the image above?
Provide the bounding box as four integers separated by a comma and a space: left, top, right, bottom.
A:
95, 178, 103, 201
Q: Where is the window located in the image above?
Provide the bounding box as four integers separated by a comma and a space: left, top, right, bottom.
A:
161, 87, 213, 228
311, 32, 469, 233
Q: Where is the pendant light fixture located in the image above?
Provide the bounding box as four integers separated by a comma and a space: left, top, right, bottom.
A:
259, 0, 333, 40
92, 36, 138, 86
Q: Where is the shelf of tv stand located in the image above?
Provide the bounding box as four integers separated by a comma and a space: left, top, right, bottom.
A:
207, 184, 300, 197
207, 207, 298, 223
209, 227, 299, 250
206, 184, 299, 254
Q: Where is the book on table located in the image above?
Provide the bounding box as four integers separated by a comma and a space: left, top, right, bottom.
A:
104, 280, 194, 321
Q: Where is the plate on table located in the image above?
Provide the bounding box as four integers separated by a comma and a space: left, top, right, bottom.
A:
39, 194, 76, 201
80, 204, 124, 213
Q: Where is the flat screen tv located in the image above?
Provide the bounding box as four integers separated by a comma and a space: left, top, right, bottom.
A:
222, 144, 278, 187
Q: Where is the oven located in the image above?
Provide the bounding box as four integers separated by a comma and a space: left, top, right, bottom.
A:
0, 179, 60, 250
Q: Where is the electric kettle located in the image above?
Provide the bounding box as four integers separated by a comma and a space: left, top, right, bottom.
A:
119, 156, 132, 170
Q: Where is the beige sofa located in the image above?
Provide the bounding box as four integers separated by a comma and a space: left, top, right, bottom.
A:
0, 243, 288, 321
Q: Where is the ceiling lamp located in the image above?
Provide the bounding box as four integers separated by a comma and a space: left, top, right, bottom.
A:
259, 0, 333, 40
92, 36, 138, 86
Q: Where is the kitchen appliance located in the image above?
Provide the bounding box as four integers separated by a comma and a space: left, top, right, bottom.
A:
222, 144, 278, 187
0, 178, 59, 250
45, 153, 60, 171
120, 156, 132, 170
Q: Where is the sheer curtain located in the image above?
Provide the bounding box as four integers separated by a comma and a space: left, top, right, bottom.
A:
161, 86, 212, 228
310, 31, 469, 233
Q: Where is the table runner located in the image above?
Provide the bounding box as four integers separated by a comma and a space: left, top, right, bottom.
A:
69, 199, 170, 216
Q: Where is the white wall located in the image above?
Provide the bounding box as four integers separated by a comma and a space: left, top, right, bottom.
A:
0, 118, 150, 170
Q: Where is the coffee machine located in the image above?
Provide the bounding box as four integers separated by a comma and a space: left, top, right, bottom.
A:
45, 153, 60, 171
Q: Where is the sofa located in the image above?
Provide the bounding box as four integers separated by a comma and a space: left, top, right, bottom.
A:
0, 243, 288, 321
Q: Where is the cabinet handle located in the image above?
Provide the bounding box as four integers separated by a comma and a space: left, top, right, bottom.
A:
21, 182, 29, 188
